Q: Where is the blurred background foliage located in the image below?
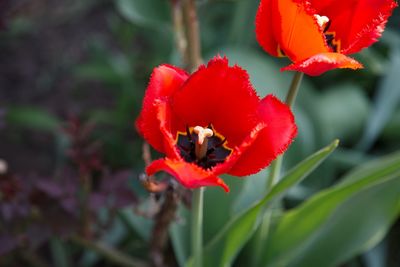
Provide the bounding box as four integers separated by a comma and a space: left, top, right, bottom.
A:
0, 0, 399, 266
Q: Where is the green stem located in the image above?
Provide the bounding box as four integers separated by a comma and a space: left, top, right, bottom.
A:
251, 210, 273, 266
191, 187, 204, 267
251, 157, 282, 266
252, 71, 304, 266
285, 72, 304, 108
266, 72, 303, 188
266, 156, 283, 189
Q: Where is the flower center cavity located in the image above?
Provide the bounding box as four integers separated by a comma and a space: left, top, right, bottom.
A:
315, 14, 341, 52
176, 125, 232, 169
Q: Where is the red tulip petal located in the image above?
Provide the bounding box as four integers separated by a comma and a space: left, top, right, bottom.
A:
282, 52, 363, 76
212, 122, 266, 175
155, 100, 182, 159
343, 0, 397, 54
256, 0, 331, 61
136, 65, 189, 153
228, 95, 297, 176
171, 56, 260, 148
309, 0, 397, 54
146, 158, 229, 192
255, 0, 280, 57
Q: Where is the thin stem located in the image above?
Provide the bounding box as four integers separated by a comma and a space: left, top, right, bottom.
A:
182, 1, 204, 265
251, 211, 273, 266
285, 72, 304, 108
266, 72, 303, 188
252, 71, 304, 266
266, 156, 283, 189
251, 157, 282, 266
191, 187, 204, 267
182, 0, 202, 71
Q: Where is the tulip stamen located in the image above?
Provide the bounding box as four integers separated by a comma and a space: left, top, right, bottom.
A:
193, 126, 213, 159
314, 14, 330, 31
186, 125, 192, 141
314, 14, 340, 52
176, 125, 232, 169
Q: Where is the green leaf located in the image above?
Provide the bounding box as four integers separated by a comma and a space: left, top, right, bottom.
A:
74, 51, 133, 86
357, 48, 386, 75
381, 109, 400, 142
232, 169, 269, 214
186, 140, 339, 267
118, 207, 152, 241
357, 48, 400, 150
381, 29, 400, 49
208, 48, 290, 99
315, 84, 370, 143
228, 0, 258, 46
261, 152, 400, 267
50, 237, 70, 267
115, 0, 170, 29
170, 206, 191, 267
170, 177, 245, 267
6, 106, 61, 132
75, 63, 122, 84
203, 177, 245, 243
339, 150, 400, 185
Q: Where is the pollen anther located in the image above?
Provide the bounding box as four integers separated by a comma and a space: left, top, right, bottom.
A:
314, 14, 330, 29
193, 126, 213, 145
193, 126, 213, 159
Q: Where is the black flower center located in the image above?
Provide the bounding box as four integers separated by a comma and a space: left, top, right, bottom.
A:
176, 125, 232, 169
322, 20, 340, 52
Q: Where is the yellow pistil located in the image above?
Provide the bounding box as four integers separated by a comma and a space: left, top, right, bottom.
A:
193, 126, 213, 159
314, 14, 330, 30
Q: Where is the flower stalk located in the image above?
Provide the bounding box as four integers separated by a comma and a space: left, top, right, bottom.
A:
182, 1, 205, 266
253, 71, 304, 266
191, 187, 204, 267
285, 72, 304, 108
266, 72, 303, 188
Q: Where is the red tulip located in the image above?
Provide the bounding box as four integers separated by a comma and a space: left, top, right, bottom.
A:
135, 57, 297, 192
256, 0, 397, 76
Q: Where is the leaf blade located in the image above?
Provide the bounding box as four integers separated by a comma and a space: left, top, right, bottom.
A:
188, 140, 339, 267
261, 151, 400, 267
